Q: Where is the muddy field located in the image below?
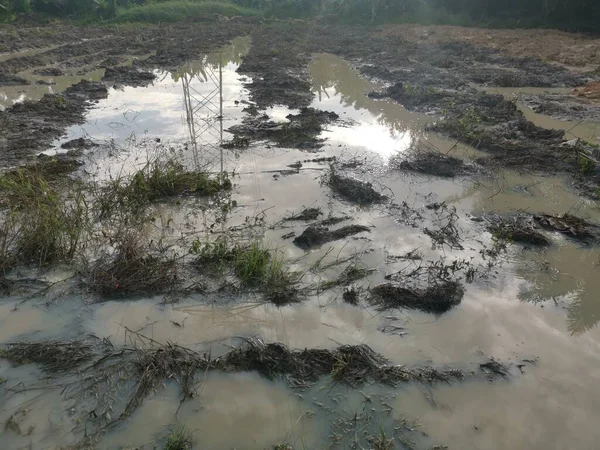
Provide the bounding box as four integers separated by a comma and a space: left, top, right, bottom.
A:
1, 18, 600, 450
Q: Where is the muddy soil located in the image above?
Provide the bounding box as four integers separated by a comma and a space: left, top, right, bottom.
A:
0, 19, 257, 165
0, 80, 107, 166
1, 17, 600, 450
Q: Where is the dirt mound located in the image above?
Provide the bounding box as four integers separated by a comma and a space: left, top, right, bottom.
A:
370, 281, 464, 314
378, 24, 600, 67
102, 66, 156, 87
488, 217, 551, 246
293, 224, 370, 249
392, 141, 471, 178
325, 167, 387, 205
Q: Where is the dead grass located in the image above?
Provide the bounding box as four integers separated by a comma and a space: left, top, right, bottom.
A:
0, 336, 511, 445
370, 281, 464, 314
392, 141, 469, 178
0, 341, 92, 373
488, 218, 551, 246
87, 231, 178, 298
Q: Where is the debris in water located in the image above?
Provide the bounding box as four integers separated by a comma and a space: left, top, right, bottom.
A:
533, 213, 599, 243
343, 286, 360, 305
0, 340, 93, 373
370, 281, 464, 314
488, 217, 551, 246
284, 207, 322, 222
480, 358, 510, 380
392, 141, 471, 178
293, 224, 371, 250
87, 232, 178, 297
102, 66, 156, 87
325, 166, 387, 205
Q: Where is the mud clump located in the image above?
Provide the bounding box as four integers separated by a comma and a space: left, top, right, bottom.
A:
0, 71, 30, 86
33, 67, 65, 77
325, 168, 387, 205
488, 217, 551, 246
34, 153, 84, 178
285, 207, 322, 222
293, 224, 370, 250
533, 213, 599, 243
242, 73, 313, 110
370, 281, 464, 314
519, 93, 600, 122
60, 137, 98, 151
393, 142, 471, 178
229, 108, 338, 150
102, 66, 156, 87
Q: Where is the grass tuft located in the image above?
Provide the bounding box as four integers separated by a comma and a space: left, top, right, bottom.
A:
164, 425, 194, 450
0, 169, 89, 268
99, 159, 230, 217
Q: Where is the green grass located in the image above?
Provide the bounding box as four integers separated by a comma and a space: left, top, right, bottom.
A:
99, 160, 231, 218
0, 170, 89, 268
164, 425, 194, 450
114, 1, 260, 23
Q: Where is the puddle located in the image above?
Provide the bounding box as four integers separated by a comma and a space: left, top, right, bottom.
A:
480, 86, 600, 144
3, 38, 600, 450
309, 53, 432, 159
0, 68, 106, 110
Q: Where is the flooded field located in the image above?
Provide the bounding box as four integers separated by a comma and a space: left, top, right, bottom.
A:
1, 19, 600, 450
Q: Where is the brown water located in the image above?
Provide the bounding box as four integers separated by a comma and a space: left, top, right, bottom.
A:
2, 44, 600, 450
481, 86, 600, 144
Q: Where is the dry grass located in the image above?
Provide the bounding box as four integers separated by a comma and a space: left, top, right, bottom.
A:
87, 231, 178, 298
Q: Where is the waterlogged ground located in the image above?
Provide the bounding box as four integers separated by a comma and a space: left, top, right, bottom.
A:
1, 19, 600, 450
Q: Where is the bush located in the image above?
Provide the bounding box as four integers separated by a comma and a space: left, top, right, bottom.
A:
114, 0, 259, 22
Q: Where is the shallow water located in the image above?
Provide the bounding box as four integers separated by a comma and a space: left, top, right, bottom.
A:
2, 40, 600, 450
480, 85, 600, 144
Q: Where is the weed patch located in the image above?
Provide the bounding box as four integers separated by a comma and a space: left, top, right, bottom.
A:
370, 281, 464, 314
0, 170, 89, 267
164, 426, 194, 450
87, 231, 178, 298
99, 159, 230, 217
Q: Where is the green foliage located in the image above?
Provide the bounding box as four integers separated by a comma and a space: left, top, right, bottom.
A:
11, 0, 30, 13
164, 425, 194, 450
114, 0, 259, 23
99, 159, 230, 217
578, 155, 596, 176
0, 170, 89, 268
